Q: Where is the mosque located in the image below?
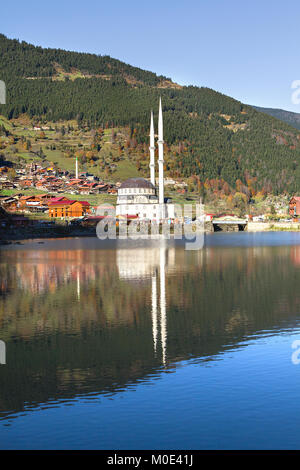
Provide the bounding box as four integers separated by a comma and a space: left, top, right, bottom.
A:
116, 98, 175, 221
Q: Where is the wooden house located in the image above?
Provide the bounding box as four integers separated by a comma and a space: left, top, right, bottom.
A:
48, 197, 90, 218
0, 196, 18, 212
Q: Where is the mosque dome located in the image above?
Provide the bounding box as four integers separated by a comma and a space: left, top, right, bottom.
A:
119, 178, 155, 190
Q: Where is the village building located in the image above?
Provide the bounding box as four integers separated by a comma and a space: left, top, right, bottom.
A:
48, 197, 90, 218
0, 196, 18, 212
0, 181, 16, 189
18, 195, 48, 213
289, 197, 300, 217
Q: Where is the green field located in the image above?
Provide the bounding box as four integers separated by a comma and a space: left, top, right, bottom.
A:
43, 149, 75, 171
109, 159, 140, 182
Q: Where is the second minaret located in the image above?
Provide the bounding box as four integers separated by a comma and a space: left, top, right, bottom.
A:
158, 97, 164, 210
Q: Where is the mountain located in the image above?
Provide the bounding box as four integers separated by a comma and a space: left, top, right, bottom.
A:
1, 33, 300, 197
252, 105, 300, 130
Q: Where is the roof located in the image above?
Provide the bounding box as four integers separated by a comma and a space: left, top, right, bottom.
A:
119, 178, 155, 190
48, 198, 90, 207
48, 196, 69, 203
48, 198, 75, 206
19, 195, 36, 200
290, 197, 300, 202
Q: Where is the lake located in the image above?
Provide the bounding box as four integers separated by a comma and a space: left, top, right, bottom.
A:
1, 232, 300, 449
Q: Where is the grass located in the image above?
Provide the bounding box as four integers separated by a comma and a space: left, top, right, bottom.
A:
268, 224, 300, 231
0, 116, 12, 129
0, 189, 19, 196
43, 149, 75, 171
60, 192, 116, 206
110, 159, 140, 182
0, 188, 50, 196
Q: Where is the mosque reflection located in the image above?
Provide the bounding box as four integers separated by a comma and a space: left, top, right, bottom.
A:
117, 242, 172, 365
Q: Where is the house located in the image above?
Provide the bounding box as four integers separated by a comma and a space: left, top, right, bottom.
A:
289, 197, 300, 217
48, 197, 90, 218
38, 194, 54, 204
0, 196, 18, 212
253, 215, 265, 222
19, 179, 33, 188
1, 181, 16, 189
18, 195, 49, 213
197, 213, 215, 222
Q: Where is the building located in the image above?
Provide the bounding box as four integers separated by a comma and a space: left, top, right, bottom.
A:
116, 98, 175, 221
289, 197, 300, 217
48, 197, 90, 218
0, 196, 18, 212
116, 177, 160, 220
18, 195, 51, 213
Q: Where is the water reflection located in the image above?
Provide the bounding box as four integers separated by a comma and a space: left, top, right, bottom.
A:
1, 236, 300, 423
117, 243, 169, 364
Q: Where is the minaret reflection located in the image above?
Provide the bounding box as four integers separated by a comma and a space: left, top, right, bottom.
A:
151, 272, 158, 354
116, 242, 170, 365
77, 268, 81, 301
159, 245, 167, 366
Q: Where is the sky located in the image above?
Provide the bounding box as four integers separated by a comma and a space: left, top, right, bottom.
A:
1, 0, 300, 112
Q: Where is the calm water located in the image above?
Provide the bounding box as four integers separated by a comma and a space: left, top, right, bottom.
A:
1, 233, 300, 449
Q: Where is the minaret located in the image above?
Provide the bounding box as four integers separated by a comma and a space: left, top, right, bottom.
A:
149, 111, 155, 186
158, 97, 165, 218
75, 157, 79, 179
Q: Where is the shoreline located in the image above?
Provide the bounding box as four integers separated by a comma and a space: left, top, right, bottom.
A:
247, 221, 300, 232
1, 221, 300, 245
0, 227, 97, 244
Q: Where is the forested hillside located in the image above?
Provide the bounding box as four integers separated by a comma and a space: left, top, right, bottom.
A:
252, 105, 300, 131
1, 33, 300, 196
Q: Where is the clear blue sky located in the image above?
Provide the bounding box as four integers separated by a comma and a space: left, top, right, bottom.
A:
1, 0, 300, 112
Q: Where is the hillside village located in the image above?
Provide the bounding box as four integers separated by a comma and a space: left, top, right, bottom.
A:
0, 110, 299, 233
0, 113, 299, 232
0, 115, 193, 230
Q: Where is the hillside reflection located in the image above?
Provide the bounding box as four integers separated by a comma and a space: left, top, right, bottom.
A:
1, 237, 300, 420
